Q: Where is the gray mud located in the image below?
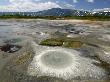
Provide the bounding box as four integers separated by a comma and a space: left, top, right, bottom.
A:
0, 19, 110, 82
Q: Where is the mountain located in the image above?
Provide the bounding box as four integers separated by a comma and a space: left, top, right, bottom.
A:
0, 8, 110, 17
35, 8, 91, 16
92, 8, 110, 16
0, 8, 91, 17
36, 8, 110, 16
92, 11, 110, 16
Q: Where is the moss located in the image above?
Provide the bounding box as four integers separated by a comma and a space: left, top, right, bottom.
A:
39, 38, 63, 46
39, 38, 83, 48
63, 41, 83, 48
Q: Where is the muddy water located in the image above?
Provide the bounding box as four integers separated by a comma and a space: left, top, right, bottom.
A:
0, 19, 110, 82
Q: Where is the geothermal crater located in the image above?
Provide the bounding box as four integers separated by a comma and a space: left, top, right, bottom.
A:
27, 42, 106, 80
40, 50, 73, 68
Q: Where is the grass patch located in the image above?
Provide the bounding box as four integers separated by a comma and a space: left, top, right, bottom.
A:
63, 41, 83, 48
0, 15, 110, 21
39, 38, 63, 46
39, 37, 83, 48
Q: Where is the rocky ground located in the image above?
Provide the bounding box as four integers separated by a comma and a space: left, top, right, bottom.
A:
0, 19, 110, 82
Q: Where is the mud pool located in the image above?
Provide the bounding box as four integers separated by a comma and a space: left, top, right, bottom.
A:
0, 19, 110, 82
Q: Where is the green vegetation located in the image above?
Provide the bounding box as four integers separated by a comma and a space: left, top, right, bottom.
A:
39, 38, 63, 46
0, 14, 57, 19
63, 41, 83, 48
0, 14, 110, 21
39, 38, 83, 48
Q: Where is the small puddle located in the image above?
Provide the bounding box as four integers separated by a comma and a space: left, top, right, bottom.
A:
0, 44, 22, 53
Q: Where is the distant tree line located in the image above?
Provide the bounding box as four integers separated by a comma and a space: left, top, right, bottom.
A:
0, 14, 110, 21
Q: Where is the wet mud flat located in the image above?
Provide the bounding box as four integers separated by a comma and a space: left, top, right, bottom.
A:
0, 19, 110, 82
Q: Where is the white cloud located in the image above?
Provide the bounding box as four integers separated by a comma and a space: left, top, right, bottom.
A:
86, 0, 94, 3
0, 0, 61, 12
73, 0, 78, 3
73, 0, 94, 3
93, 8, 110, 12
64, 3, 75, 9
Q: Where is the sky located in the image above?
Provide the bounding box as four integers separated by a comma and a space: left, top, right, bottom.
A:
0, 0, 110, 12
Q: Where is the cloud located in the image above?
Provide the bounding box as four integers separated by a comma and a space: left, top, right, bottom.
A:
93, 8, 110, 12
59, 1, 75, 9
63, 3, 75, 9
73, 0, 78, 3
86, 0, 94, 3
0, 0, 61, 12
73, 0, 94, 3
0, 0, 96, 12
